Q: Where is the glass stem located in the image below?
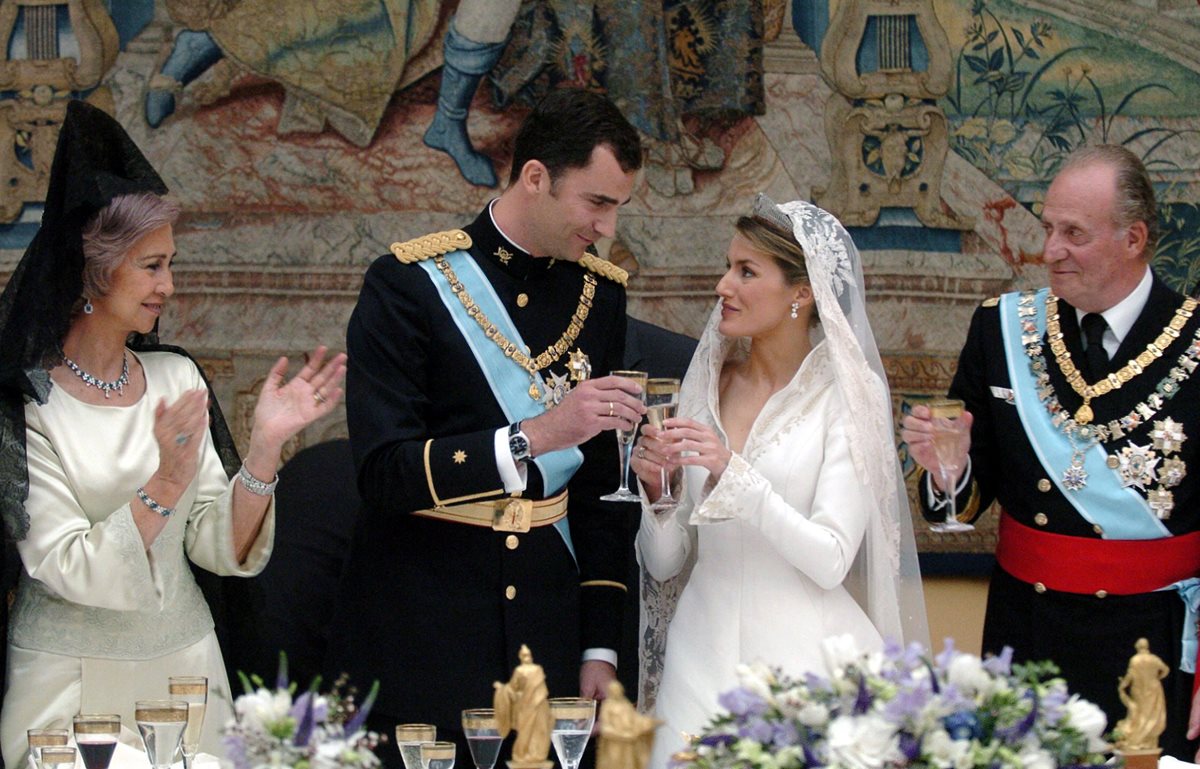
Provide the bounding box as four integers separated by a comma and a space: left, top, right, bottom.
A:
617, 438, 633, 493
940, 466, 958, 523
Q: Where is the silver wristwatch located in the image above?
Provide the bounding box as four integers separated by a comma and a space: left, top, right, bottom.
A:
508, 422, 532, 462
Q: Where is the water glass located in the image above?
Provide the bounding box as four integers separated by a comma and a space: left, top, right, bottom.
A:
420, 741, 456, 769
73, 715, 120, 769
38, 747, 75, 769
135, 700, 188, 769
168, 676, 208, 769
461, 709, 501, 769
550, 698, 596, 769
27, 728, 68, 769
395, 724, 437, 769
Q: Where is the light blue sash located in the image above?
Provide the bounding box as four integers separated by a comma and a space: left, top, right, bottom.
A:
1000, 290, 1168, 539
420, 252, 581, 558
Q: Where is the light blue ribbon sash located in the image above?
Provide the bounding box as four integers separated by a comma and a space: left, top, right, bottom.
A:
420, 252, 581, 559
1000, 290, 1168, 539
1167, 577, 1200, 673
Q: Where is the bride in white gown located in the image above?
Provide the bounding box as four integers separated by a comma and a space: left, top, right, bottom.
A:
630, 196, 928, 768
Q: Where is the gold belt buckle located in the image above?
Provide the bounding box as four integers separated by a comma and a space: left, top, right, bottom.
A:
492, 498, 533, 533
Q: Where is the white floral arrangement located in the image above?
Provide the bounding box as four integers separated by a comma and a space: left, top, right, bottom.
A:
222, 657, 381, 769
673, 636, 1109, 769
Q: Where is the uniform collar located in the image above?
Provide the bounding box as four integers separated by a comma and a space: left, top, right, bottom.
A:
1072, 266, 1152, 355
463, 200, 553, 281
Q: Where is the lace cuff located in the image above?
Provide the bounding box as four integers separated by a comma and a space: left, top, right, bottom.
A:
689, 452, 761, 525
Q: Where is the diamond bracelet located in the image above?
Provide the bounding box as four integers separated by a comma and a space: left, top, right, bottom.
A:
238, 462, 279, 496
136, 487, 174, 517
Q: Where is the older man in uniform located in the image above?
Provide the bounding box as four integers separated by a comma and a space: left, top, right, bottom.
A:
903, 145, 1200, 758
328, 88, 645, 767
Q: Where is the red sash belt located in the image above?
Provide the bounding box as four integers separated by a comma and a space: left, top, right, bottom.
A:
996, 512, 1200, 595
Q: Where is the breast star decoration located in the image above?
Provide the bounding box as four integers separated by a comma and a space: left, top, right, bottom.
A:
1111, 417, 1188, 519
540, 370, 572, 408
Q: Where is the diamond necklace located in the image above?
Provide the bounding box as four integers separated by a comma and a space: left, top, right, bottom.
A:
62, 352, 129, 398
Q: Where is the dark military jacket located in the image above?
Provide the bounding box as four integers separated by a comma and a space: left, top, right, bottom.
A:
328, 207, 632, 754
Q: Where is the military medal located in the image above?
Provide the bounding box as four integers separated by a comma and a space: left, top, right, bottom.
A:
568, 348, 592, 382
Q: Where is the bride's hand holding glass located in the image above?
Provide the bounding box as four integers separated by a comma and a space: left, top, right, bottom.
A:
659, 418, 731, 481
630, 425, 672, 504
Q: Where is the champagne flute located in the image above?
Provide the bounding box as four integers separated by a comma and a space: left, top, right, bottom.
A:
419, 741, 456, 769
395, 724, 437, 769
461, 709, 501, 769
27, 728, 69, 769
73, 715, 120, 769
168, 676, 208, 769
645, 378, 682, 511
38, 747, 75, 769
135, 700, 188, 769
927, 398, 974, 533
549, 698, 596, 769
600, 370, 648, 502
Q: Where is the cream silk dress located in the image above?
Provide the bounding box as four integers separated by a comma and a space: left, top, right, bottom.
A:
637, 341, 883, 768
0, 350, 274, 767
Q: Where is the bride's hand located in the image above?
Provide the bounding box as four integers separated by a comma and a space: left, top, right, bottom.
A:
660, 418, 731, 482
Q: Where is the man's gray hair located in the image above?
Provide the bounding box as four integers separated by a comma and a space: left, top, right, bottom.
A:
1061, 144, 1159, 259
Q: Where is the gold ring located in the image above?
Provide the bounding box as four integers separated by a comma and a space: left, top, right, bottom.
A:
637, 446, 646, 459
313, 390, 327, 404
608, 401, 614, 417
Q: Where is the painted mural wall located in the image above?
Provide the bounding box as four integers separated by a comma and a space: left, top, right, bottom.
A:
0, 0, 1197, 557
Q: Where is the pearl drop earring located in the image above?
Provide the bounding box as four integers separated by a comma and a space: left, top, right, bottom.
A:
790, 301, 799, 320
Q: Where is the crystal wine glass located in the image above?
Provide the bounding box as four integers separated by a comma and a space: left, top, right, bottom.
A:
420, 741, 456, 769
645, 378, 682, 511
395, 724, 437, 769
135, 700, 188, 769
27, 728, 69, 769
73, 715, 120, 769
600, 370, 648, 502
461, 709, 501, 769
927, 398, 974, 533
168, 676, 208, 769
549, 698, 596, 769
38, 746, 75, 769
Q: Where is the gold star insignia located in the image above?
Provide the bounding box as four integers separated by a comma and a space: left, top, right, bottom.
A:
453, 450, 468, 464
494, 246, 513, 265
568, 348, 592, 381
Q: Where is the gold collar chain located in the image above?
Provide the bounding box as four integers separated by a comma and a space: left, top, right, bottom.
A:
433, 255, 596, 400
1045, 293, 1197, 424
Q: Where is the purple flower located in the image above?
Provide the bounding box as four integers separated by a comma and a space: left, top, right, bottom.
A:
943, 711, 981, 741
853, 675, 872, 715
698, 733, 737, 748
740, 717, 774, 744
935, 638, 957, 671
883, 687, 931, 724
718, 687, 768, 718
898, 731, 922, 761
772, 719, 800, 747
983, 646, 1014, 676
222, 733, 249, 769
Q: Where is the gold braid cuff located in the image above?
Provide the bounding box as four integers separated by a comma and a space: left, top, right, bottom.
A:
391, 229, 473, 263
579, 254, 628, 286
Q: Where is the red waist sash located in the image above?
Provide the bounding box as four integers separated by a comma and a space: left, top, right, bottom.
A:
996, 512, 1200, 595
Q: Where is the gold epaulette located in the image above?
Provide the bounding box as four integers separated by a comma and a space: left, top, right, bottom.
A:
981, 296, 1000, 307
578, 253, 628, 286
390, 229, 473, 264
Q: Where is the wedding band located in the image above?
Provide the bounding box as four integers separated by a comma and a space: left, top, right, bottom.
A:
174, 433, 190, 446
637, 447, 646, 459
313, 390, 327, 404
608, 401, 614, 417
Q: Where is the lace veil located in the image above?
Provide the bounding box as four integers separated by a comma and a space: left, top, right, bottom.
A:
0, 101, 240, 542
637, 195, 928, 709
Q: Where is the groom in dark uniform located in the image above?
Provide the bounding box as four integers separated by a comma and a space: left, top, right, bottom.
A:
327, 88, 645, 767
903, 145, 1200, 758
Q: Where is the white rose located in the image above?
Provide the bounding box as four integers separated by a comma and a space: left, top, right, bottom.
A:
1019, 746, 1054, 769
923, 729, 971, 769
946, 654, 993, 696
827, 714, 901, 769
235, 688, 293, 733
797, 703, 830, 727
822, 634, 863, 678
1063, 695, 1108, 752
735, 661, 776, 701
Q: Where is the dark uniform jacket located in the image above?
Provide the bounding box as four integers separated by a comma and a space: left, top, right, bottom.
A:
327, 207, 631, 761
925, 273, 1200, 757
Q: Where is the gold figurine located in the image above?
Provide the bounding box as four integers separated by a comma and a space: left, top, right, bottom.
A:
597, 681, 659, 769
494, 645, 553, 769
1114, 637, 1169, 769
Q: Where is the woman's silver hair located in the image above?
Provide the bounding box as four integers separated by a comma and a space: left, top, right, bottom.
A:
79, 192, 180, 301
1061, 144, 1159, 258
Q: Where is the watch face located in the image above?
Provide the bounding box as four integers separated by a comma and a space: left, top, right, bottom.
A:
510, 433, 530, 459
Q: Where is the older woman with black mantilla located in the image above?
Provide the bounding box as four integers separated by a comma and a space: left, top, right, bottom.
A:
0, 101, 345, 765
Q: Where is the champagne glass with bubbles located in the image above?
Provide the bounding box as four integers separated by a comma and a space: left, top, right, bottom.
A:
73, 715, 120, 769
395, 724, 436, 769
461, 710, 501, 769
550, 698, 596, 769
600, 370, 648, 502
38, 747, 75, 769
27, 728, 68, 769
645, 378, 682, 511
420, 741, 456, 769
168, 676, 207, 769
135, 700, 188, 769
927, 398, 974, 533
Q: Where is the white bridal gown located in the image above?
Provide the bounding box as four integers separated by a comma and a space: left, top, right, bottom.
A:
0, 351, 274, 768
638, 340, 884, 768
